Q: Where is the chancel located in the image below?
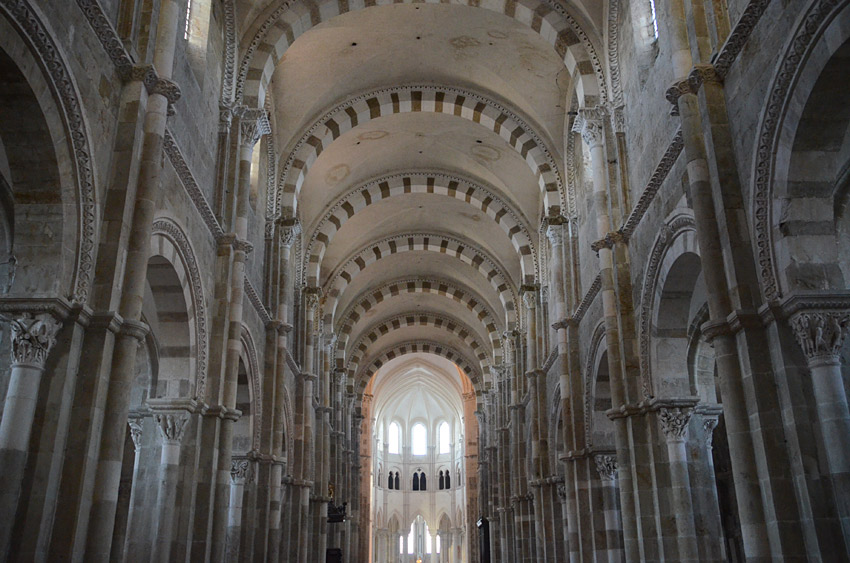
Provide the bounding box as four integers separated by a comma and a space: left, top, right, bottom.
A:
0, 0, 848, 561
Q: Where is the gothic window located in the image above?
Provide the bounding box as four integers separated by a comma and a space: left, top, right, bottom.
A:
446, 470, 451, 489
439, 470, 445, 490
412, 423, 427, 455
412, 470, 426, 491
388, 422, 400, 454
413, 472, 419, 491
420, 472, 427, 491
388, 472, 394, 489
439, 421, 450, 453
394, 472, 399, 490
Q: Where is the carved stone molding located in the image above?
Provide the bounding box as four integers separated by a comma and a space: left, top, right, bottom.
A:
154, 413, 189, 445
244, 276, 272, 327
594, 454, 618, 481
790, 311, 850, 367
8, 313, 62, 367
163, 130, 224, 239
590, 230, 627, 253
606, 0, 624, 107
545, 222, 565, 248
220, 0, 237, 104
665, 77, 693, 107
230, 458, 254, 484
571, 107, 606, 148
658, 407, 693, 442
149, 77, 181, 105
128, 418, 143, 451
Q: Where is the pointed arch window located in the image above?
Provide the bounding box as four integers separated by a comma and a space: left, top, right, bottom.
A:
388, 422, 400, 454
439, 421, 450, 453
413, 472, 420, 491
394, 472, 400, 490
412, 423, 427, 456
446, 470, 451, 489
439, 470, 445, 490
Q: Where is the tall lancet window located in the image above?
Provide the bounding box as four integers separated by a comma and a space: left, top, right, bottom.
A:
439, 421, 450, 454
412, 423, 427, 456
388, 422, 400, 454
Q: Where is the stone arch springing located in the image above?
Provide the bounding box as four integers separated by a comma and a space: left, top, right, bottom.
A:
236, 0, 603, 110
344, 312, 495, 378
323, 233, 518, 328
751, 1, 850, 301
353, 340, 485, 398
0, 11, 97, 302
276, 86, 565, 217
334, 278, 505, 365
305, 171, 536, 285
151, 218, 209, 398
637, 213, 698, 399
240, 324, 263, 451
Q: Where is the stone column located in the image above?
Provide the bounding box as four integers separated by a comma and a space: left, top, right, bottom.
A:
0, 312, 62, 557
149, 410, 189, 562
84, 0, 182, 557
594, 454, 622, 563
658, 407, 698, 561
572, 108, 639, 561
120, 418, 145, 560
790, 310, 850, 540
226, 458, 252, 561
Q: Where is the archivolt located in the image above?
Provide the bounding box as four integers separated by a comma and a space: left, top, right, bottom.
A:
334, 277, 505, 365
353, 339, 484, 398
323, 233, 518, 328
276, 86, 564, 217
344, 312, 496, 377
236, 0, 602, 109
305, 171, 536, 285
151, 217, 209, 398
637, 213, 697, 399
240, 324, 264, 452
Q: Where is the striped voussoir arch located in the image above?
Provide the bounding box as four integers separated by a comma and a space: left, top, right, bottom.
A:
276, 86, 563, 217
237, 0, 602, 111
344, 312, 496, 380
323, 233, 518, 327
352, 340, 486, 398
306, 172, 536, 286
151, 218, 208, 398
333, 278, 506, 367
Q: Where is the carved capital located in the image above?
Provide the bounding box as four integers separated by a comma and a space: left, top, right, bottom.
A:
239, 108, 271, 148
8, 313, 62, 367
545, 222, 565, 247
219, 104, 234, 132
658, 407, 693, 442
231, 458, 254, 484
610, 105, 625, 134
304, 287, 322, 317
154, 413, 189, 445
572, 107, 606, 148
688, 64, 722, 93
703, 417, 719, 449
522, 291, 537, 311
594, 454, 618, 481
128, 418, 144, 451
279, 220, 301, 248
590, 230, 627, 253
790, 311, 850, 367
665, 77, 693, 106
149, 77, 181, 105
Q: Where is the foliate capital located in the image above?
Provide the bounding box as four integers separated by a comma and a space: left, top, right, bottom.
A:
594, 454, 618, 481
571, 107, 606, 148
154, 413, 189, 445
239, 108, 271, 147
128, 418, 144, 451
231, 458, 254, 484
703, 417, 719, 449
545, 222, 565, 247
149, 77, 182, 105
8, 313, 62, 367
790, 311, 850, 367
658, 407, 693, 442
279, 219, 302, 248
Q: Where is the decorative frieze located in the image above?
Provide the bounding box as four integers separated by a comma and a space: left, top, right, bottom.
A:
8, 313, 62, 367
790, 311, 850, 367
658, 407, 693, 442
594, 454, 618, 481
